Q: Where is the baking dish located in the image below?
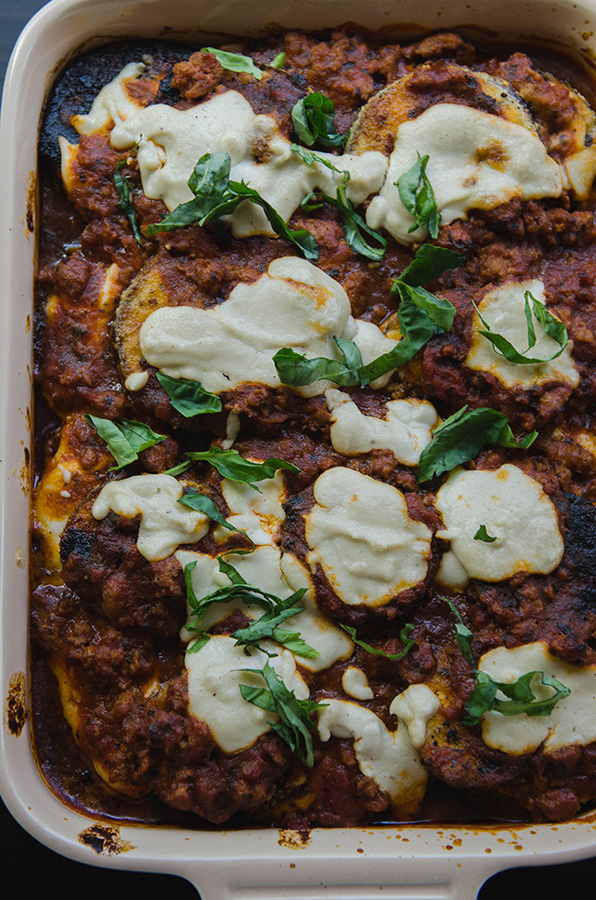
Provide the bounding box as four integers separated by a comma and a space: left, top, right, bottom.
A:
3, 0, 596, 897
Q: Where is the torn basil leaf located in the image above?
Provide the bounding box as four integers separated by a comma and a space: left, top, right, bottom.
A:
146, 152, 319, 260
155, 371, 223, 417
476, 291, 569, 365
85, 415, 166, 470
293, 146, 386, 260
445, 598, 571, 726
340, 623, 417, 660
201, 47, 263, 79
270, 51, 286, 69
396, 153, 440, 238
397, 244, 464, 289
177, 488, 254, 548
474, 525, 497, 543
291, 92, 346, 149
396, 282, 455, 331
240, 660, 326, 766
463, 670, 571, 726
416, 406, 537, 483
114, 161, 145, 248
185, 447, 300, 491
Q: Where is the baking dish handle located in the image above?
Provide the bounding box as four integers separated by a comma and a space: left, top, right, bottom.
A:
183, 861, 487, 900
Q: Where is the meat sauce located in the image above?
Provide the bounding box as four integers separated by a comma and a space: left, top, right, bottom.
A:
31, 27, 596, 829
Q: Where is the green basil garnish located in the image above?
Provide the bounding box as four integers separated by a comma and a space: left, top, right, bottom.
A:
240, 660, 326, 766
340, 623, 417, 660
114, 160, 145, 248
270, 51, 286, 69
201, 47, 262, 79
445, 599, 570, 726
474, 525, 497, 543
291, 92, 346, 149
183, 557, 314, 660
155, 371, 222, 417
184, 447, 299, 492
476, 291, 569, 365
274, 244, 463, 389
416, 406, 538, 483
293, 146, 386, 261
396, 152, 440, 238
85, 415, 166, 470
177, 488, 255, 548
146, 151, 318, 260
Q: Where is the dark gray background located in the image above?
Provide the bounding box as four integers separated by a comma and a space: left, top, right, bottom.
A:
1, 2, 596, 897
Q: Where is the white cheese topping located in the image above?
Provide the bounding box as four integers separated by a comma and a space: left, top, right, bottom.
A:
317, 698, 429, 810
305, 467, 432, 607
325, 389, 439, 464
342, 666, 374, 700
435, 465, 564, 582
466, 279, 578, 389
214, 470, 286, 547
109, 88, 387, 237
366, 104, 563, 244
176, 546, 353, 672
478, 641, 596, 755
92, 474, 209, 561
390, 684, 441, 748
139, 256, 398, 397
73, 61, 146, 134
185, 636, 308, 753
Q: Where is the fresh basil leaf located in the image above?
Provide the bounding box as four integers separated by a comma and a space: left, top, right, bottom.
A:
476, 291, 569, 365
497, 424, 538, 450
416, 406, 538, 483
146, 152, 319, 260
186, 633, 211, 654
444, 598, 476, 666
395, 282, 455, 332
273, 346, 357, 388
226, 179, 319, 260
185, 447, 299, 492
474, 525, 497, 543
398, 244, 464, 289
397, 153, 441, 238
155, 371, 222, 417
463, 669, 570, 726
270, 51, 286, 69
340, 623, 417, 660
201, 47, 262, 79
114, 161, 145, 247
446, 597, 571, 726
334, 336, 363, 372
146, 152, 231, 235
85, 415, 166, 470
291, 92, 346, 149
240, 660, 327, 766
233, 605, 318, 659
177, 488, 255, 547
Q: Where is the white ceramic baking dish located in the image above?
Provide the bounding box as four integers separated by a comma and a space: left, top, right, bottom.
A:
3, 0, 596, 897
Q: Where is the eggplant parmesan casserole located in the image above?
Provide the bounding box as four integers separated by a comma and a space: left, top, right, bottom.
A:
31, 28, 596, 829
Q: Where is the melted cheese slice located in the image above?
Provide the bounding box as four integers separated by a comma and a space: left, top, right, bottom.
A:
214, 469, 285, 547
325, 389, 439, 464
305, 467, 432, 606
139, 257, 398, 396
72, 62, 147, 134
366, 104, 563, 244
467, 279, 578, 389
176, 546, 353, 672
478, 641, 596, 755
92, 474, 209, 561
185, 636, 308, 753
109, 88, 387, 237
317, 697, 431, 811
435, 465, 564, 582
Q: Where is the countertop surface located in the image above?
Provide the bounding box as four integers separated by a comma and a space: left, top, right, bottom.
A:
2, 2, 596, 897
